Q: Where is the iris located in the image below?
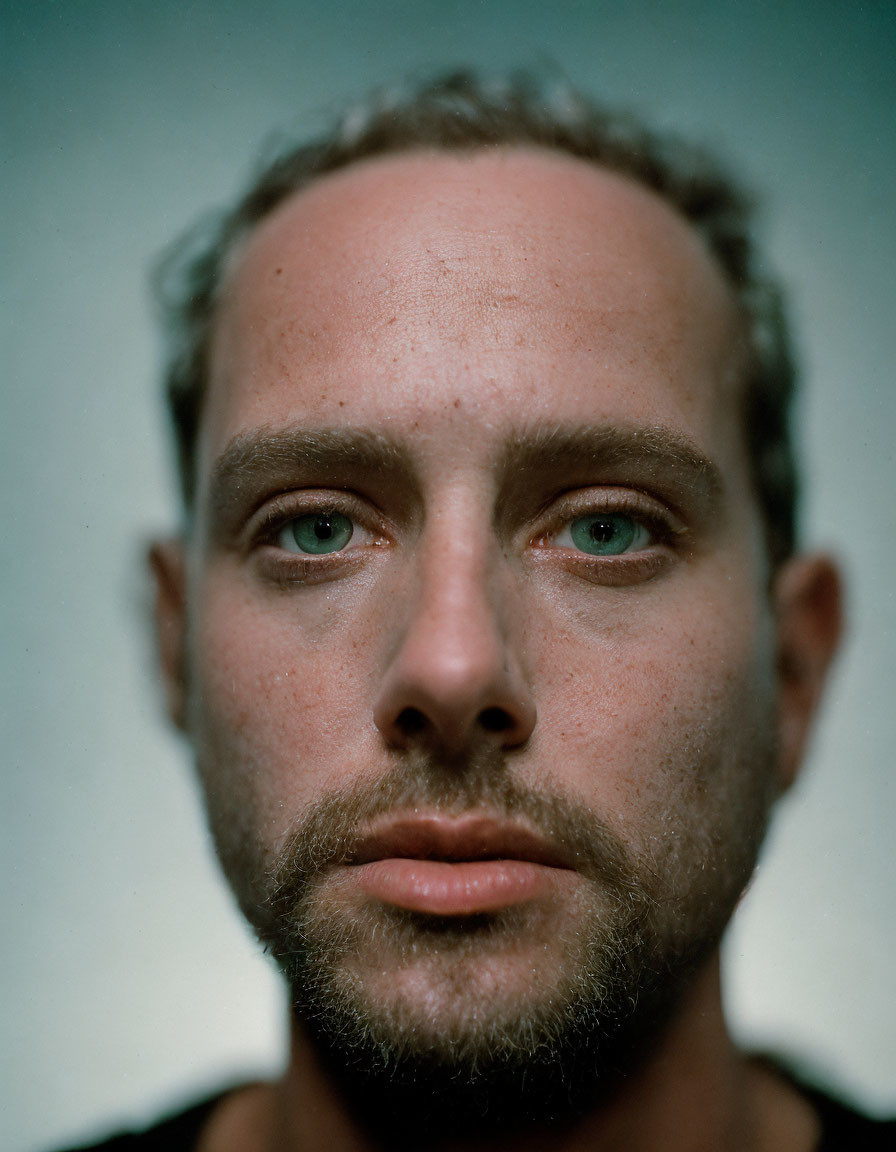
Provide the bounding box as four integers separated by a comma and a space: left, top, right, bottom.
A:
569, 514, 640, 556
286, 512, 354, 554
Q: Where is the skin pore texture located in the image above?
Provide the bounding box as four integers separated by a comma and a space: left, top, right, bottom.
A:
152, 149, 841, 1151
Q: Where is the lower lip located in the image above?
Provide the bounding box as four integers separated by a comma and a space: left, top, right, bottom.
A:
353, 858, 571, 915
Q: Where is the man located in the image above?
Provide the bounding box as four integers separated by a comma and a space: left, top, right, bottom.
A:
63, 72, 891, 1149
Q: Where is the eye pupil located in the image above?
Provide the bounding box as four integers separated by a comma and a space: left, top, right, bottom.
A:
314, 516, 334, 540
589, 519, 615, 543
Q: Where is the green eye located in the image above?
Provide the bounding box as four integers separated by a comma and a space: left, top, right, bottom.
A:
567, 514, 648, 556
279, 512, 354, 554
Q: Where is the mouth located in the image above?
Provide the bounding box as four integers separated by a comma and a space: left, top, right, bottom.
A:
345, 813, 577, 916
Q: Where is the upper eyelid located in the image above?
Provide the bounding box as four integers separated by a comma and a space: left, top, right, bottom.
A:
246, 489, 384, 542
242, 484, 684, 551
530, 487, 686, 538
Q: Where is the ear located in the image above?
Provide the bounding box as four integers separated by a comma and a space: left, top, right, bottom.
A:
773, 554, 843, 790
148, 538, 189, 731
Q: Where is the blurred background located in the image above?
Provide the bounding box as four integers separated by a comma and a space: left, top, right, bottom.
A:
3, 1, 894, 1147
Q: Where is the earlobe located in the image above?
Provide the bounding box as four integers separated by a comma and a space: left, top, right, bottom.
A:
773, 553, 844, 790
148, 538, 190, 731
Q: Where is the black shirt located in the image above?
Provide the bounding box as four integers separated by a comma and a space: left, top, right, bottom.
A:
52, 1081, 896, 1150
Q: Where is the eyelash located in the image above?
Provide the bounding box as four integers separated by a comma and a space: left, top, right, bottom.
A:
247, 486, 685, 586
537, 489, 682, 545
249, 492, 386, 582
529, 489, 686, 581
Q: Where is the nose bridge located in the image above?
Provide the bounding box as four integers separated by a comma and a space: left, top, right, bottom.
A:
416, 513, 501, 678
373, 498, 535, 751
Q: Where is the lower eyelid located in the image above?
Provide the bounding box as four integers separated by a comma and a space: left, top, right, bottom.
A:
527, 548, 672, 585
254, 549, 369, 586
569, 553, 671, 584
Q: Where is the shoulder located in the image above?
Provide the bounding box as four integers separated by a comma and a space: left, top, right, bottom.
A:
757, 1056, 896, 1152
805, 1084, 896, 1151
47, 1090, 235, 1152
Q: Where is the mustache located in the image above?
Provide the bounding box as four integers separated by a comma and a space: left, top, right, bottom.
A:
266, 748, 652, 912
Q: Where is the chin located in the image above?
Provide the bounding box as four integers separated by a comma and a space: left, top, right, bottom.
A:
321, 898, 599, 1040
269, 880, 700, 1142
233, 755, 776, 1139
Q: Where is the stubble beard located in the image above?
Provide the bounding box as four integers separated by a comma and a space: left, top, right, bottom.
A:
226, 747, 775, 1144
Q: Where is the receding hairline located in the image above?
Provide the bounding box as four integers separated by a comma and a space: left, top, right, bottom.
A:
156, 70, 799, 566
201, 149, 749, 544
216, 143, 745, 318
209, 141, 753, 438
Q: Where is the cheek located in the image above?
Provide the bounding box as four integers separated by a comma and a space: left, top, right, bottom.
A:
187, 574, 384, 847
528, 571, 779, 845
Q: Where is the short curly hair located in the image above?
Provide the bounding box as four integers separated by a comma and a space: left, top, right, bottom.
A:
155, 70, 798, 567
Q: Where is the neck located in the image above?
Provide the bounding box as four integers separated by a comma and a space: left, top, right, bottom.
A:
199, 954, 818, 1152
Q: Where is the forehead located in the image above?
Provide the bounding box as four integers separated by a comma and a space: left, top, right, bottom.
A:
203, 148, 746, 478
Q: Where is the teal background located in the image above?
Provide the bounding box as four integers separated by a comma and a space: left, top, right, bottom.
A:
3, 1, 894, 1147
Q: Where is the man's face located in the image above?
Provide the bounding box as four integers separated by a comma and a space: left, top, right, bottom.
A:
170, 149, 790, 1103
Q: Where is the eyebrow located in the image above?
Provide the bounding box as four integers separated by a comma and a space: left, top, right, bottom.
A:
206, 426, 415, 523
496, 424, 725, 517
205, 421, 726, 531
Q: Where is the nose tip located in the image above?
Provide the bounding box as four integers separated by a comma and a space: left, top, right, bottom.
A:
372, 572, 536, 754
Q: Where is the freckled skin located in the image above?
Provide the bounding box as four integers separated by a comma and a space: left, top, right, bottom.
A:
193, 149, 770, 891
154, 149, 841, 1150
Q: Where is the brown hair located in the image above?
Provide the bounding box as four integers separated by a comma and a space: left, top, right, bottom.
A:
155, 70, 798, 566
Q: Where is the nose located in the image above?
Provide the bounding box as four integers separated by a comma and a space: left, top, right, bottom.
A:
373, 532, 536, 754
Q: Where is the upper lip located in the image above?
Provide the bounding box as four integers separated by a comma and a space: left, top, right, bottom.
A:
348, 813, 573, 870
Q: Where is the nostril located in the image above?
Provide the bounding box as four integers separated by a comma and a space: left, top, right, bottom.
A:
479, 706, 512, 733
395, 707, 428, 737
